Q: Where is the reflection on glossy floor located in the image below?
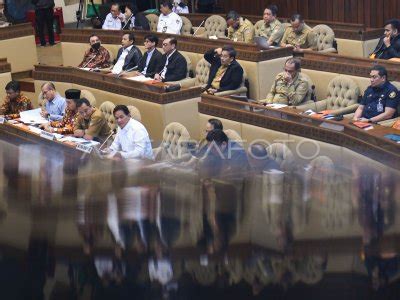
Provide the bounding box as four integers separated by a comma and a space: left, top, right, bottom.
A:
1, 134, 400, 299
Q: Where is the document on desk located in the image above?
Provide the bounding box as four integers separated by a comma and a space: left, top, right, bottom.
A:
126, 75, 153, 82
58, 136, 100, 146
20, 108, 48, 124
265, 103, 288, 109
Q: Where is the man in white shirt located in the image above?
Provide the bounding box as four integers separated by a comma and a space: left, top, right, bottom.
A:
157, 1, 182, 35
102, 3, 124, 30
111, 33, 142, 75
108, 105, 153, 160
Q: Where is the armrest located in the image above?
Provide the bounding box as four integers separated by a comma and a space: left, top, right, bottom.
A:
166, 77, 196, 89
215, 86, 247, 97
378, 117, 400, 127
152, 147, 163, 161
331, 104, 359, 116
296, 100, 327, 112
319, 48, 337, 53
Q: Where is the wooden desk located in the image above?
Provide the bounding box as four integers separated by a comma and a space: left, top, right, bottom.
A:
0, 23, 38, 74
60, 28, 292, 101
33, 65, 202, 140
198, 94, 400, 170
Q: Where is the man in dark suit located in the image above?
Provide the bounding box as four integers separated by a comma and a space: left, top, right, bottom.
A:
370, 19, 400, 60
111, 33, 142, 75
136, 34, 163, 78
203, 45, 244, 94
154, 37, 187, 82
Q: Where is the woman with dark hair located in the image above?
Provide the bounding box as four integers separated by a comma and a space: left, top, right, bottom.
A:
123, 3, 150, 30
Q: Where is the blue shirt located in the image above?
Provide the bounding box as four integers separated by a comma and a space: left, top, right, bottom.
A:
45, 93, 66, 121
142, 48, 155, 75
361, 81, 399, 119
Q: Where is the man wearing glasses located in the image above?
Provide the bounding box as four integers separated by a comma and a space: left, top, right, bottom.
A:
40, 82, 66, 121
260, 58, 309, 106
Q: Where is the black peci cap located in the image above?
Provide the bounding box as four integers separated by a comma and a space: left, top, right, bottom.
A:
65, 89, 81, 100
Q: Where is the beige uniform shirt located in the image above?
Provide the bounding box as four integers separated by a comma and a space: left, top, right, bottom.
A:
227, 17, 255, 43
258, 19, 284, 45
281, 24, 317, 50
262, 72, 309, 106
74, 107, 111, 139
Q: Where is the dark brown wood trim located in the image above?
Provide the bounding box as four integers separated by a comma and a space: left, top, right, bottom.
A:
198, 95, 400, 169
32, 65, 202, 104
0, 23, 35, 41
60, 29, 293, 62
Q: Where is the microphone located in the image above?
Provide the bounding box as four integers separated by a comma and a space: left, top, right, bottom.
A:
193, 19, 206, 36
121, 14, 133, 30
117, 65, 138, 77
82, 53, 98, 69
98, 128, 117, 150
311, 85, 318, 112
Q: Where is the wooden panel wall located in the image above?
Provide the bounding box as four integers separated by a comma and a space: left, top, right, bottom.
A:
217, 0, 400, 28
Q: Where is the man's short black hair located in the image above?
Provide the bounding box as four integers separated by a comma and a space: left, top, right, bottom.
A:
76, 98, 91, 108
160, 1, 173, 10
208, 118, 223, 130
266, 4, 278, 16
384, 19, 400, 32
5, 80, 20, 92
285, 57, 301, 70
370, 65, 388, 79
144, 34, 158, 45
113, 104, 130, 116
226, 10, 240, 21
222, 45, 237, 59
165, 36, 177, 47
89, 34, 100, 42
123, 32, 135, 43
206, 129, 228, 145
125, 3, 138, 15
290, 13, 304, 23
111, 3, 120, 10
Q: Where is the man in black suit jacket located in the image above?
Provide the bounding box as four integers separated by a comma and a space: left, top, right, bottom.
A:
137, 34, 163, 78
204, 45, 244, 94
111, 33, 142, 75
154, 37, 187, 82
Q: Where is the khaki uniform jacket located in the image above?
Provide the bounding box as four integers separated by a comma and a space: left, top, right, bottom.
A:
74, 107, 111, 139
263, 72, 309, 106
281, 24, 317, 50
258, 19, 284, 45
227, 17, 254, 43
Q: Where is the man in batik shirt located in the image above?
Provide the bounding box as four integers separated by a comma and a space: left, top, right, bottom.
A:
42, 89, 81, 134
0, 81, 33, 119
78, 35, 111, 69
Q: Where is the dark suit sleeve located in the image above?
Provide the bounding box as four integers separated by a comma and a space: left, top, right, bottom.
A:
146, 52, 163, 78
123, 47, 142, 70
164, 54, 187, 82
218, 63, 243, 92
385, 39, 400, 58
114, 48, 122, 65
137, 53, 146, 72
204, 48, 218, 64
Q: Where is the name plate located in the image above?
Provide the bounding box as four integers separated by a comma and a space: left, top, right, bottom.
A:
319, 122, 344, 132
40, 130, 55, 140
76, 143, 93, 154
0, 117, 5, 124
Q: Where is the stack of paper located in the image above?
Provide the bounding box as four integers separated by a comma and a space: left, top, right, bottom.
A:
126, 75, 153, 82
58, 136, 100, 146
20, 108, 48, 124
265, 103, 288, 109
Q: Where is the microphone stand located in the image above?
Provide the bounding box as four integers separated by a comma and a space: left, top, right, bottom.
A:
82, 52, 98, 69
122, 14, 134, 30
193, 19, 205, 36
99, 129, 117, 151
117, 65, 139, 78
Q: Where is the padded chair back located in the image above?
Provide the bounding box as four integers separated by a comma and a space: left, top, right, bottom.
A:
266, 143, 294, 171
195, 58, 211, 87
180, 16, 193, 35
181, 52, 192, 77
99, 101, 116, 131
127, 105, 142, 122
160, 122, 191, 160
299, 73, 314, 102
107, 49, 114, 64
145, 14, 159, 32
313, 24, 335, 52
81, 89, 96, 107
203, 15, 227, 38
254, 20, 264, 37
224, 129, 243, 147
325, 76, 360, 110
